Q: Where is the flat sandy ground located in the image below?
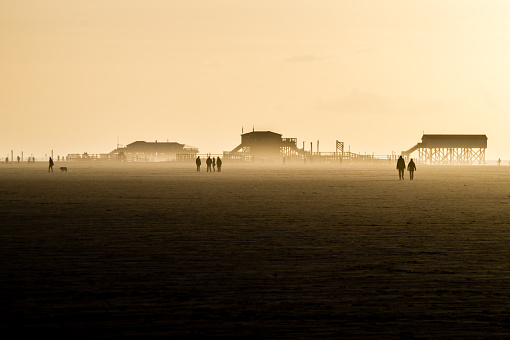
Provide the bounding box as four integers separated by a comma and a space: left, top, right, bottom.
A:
1, 161, 510, 338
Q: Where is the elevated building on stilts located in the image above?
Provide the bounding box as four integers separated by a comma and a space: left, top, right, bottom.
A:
224, 131, 302, 161
402, 134, 487, 165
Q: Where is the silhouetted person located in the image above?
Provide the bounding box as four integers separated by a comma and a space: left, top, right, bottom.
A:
212, 157, 216, 172
498, 158, 501, 166
196, 156, 201, 172
5, 157, 8, 164
48, 157, 54, 172
396, 155, 406, 180
17, 156, 20, 164
206, 156, 212, 172
407, 158, 417, 180
217, 157, 222, 172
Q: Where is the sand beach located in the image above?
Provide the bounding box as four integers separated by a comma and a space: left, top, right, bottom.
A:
1, 161, 510, 338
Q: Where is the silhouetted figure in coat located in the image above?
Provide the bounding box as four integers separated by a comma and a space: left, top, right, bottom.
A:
206, 156, 212, 172
196, 156, 201, 172
407, 158, 417, 180
217, 157, 222, 172
212, 157, 216, 172
48, 157, 54, 172
396, 156, 406, 180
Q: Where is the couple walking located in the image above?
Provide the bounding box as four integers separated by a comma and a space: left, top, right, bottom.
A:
396, 156, 416, 180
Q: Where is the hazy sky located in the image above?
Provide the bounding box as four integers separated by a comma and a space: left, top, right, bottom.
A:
2, 0, 509, 159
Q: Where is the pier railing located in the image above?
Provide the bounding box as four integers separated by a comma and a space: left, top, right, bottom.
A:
64, 151, 401, 164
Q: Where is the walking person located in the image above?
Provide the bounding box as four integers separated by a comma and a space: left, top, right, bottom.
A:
217, 157, 222, 172
48, 157, 54, 172
407, 158, 417, 180
396, 155, 406, 180
206, 156, 212, 172
212, 157, 216, 172
196, 156, 201, 172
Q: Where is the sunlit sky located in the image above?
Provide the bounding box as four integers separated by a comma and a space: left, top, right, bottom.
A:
1, 0, 509, 159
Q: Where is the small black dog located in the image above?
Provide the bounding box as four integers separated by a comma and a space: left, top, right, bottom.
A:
60, 167, 68, 172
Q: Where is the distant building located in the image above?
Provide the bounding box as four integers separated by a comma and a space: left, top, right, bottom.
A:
225, 131, 301, 160
402, 134, 488, 165
110, 141, 198, 162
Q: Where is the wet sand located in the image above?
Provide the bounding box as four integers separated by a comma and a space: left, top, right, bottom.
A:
1, 162, 510, 338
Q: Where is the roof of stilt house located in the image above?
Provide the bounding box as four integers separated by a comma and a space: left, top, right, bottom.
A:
110, 141, 197, 154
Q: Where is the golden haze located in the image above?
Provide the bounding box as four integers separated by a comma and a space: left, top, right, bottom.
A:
1, 0, 509, 159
